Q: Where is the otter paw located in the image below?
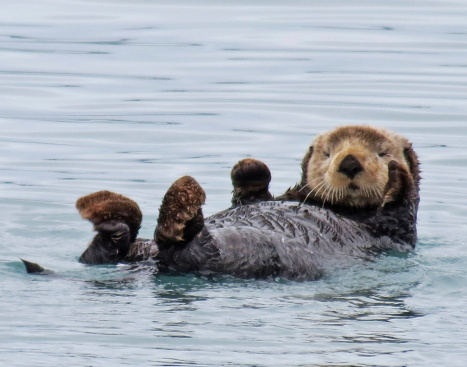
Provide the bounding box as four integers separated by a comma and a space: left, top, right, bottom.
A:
79, 221, 132, 264
380, 160, 414, 210
231, 158, 273, 206
94, 221, 131, 251
155, 176, 206, 245
76, 190, 142, 243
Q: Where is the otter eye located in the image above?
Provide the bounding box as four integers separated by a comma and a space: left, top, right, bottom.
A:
323, 152, 330, 158
378, 152, 388, 158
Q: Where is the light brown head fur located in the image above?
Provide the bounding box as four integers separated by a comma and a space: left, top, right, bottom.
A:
300, 126, 419, 208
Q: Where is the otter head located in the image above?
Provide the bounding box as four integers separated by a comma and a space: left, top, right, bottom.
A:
301, 126, 419, 208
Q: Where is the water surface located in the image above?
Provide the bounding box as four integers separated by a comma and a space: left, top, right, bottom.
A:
1, 1, 467, 366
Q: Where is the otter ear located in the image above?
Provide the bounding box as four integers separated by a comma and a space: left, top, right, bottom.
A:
403, 143, 421, 187
300, 146, 313, 182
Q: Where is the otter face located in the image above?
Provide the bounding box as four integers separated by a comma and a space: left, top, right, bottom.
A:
304, 126, 414, 207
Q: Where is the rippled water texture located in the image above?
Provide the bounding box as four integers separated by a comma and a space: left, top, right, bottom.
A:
1, 1, 467, 366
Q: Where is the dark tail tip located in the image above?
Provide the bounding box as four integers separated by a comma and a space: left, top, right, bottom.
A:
21, 259, 46, 274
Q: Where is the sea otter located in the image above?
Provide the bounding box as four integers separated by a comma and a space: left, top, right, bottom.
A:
25, 126, 420, 280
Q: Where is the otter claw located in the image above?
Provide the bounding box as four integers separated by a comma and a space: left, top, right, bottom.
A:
155, 176, 206, 246
231, 158, 273, 206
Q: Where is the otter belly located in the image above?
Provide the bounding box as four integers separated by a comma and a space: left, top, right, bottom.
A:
158, 201, 410, 280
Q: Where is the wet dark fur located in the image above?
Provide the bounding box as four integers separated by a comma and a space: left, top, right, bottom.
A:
153, 201, 413, 280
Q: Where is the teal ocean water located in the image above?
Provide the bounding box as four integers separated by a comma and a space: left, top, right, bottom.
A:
1, 1, 467, 366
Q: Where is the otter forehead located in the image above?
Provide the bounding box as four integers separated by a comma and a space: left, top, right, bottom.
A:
312, 125, 407, 157
322, 126, 392, 149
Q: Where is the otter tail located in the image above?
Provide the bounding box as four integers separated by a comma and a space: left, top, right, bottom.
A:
21, 259, 53, 274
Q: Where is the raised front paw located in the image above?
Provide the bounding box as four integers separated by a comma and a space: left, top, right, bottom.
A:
155, 176, 206, 246
231, 158, 273, 206
380, 160, 415, 210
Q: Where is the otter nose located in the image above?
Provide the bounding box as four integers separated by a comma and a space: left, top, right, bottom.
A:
338, 154, 363, 179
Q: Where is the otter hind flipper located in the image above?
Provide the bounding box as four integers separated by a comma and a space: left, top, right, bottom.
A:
76, 190, 142, 243
231, 158, 273, 206
155, 176, 206, 246
76, 191, 142, 264
79, 221, 132, 264
21, 259, 53, 274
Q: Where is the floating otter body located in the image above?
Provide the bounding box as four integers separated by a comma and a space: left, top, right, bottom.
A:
26, 126, 420, 281
153, 201, 414, 280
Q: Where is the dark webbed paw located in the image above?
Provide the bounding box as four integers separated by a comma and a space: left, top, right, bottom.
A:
76, 190, 142, 243
76, 191, 142, 264
155, 176, 206, 246
94, 221, 131, 252
79, 221, 132, 264
380, 160, 414, 210
231, 158, 273, 206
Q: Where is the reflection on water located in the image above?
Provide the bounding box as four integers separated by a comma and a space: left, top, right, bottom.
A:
1, 0, 467, 366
